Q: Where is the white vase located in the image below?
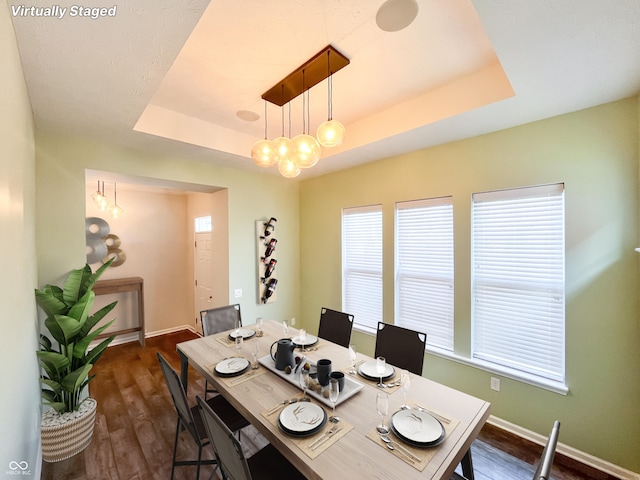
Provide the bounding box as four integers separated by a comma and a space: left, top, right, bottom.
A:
41, 398, 97, 462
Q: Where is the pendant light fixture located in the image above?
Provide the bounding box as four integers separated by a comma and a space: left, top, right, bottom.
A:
291, 72, 321, 169
251, 101, 277, 167
110, 182, 123, 219
254, 45, 349, 178
93, 181, 111, 211
317, 49, 345, 147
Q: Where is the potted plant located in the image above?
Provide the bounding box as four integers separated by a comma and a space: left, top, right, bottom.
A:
35, 259, 117, 462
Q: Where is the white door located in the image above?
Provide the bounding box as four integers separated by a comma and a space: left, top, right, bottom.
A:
195, 232, 214, 333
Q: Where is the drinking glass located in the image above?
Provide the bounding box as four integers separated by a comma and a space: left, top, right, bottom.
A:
299, 328, 307, 352
235, 334, 243, 353
256, 317, 264, 337
376, 391, 389, 434
282, 319, 289, 337
376, 356, 386, 388
329, 378, 340, 423
299, 370, 310, 402
348, 344, 357, 375
400, 370, 411, 409
250, 339, 260, 370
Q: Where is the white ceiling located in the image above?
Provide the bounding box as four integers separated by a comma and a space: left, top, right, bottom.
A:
10, 0, 640, 184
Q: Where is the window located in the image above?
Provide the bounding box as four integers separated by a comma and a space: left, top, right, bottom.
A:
195, 215, 212, 233
342, 205, 383, 334
396, 197, 454, 351
472, 183, 565, 383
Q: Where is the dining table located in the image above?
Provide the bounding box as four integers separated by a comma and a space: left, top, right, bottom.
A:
177, 319, 490, 480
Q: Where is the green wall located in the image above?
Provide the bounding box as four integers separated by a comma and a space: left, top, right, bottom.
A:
299, 98, 640, 472
0, 0, 40, 475
35, 132, 300, 335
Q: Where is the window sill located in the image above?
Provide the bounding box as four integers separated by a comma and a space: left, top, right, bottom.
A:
426, 347, 569, 395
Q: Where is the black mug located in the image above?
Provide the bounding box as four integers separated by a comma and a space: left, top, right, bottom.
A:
330, 371, 345, 391
317, 359, 332, 386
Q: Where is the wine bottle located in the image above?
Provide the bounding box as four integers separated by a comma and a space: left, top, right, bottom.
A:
262, 278, 278, 303
262, 217, 277, 237
261, 238, 277, 262
261, 258, 277, 282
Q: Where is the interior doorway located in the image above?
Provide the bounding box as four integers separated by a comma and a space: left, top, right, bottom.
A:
194, 216, 213, 334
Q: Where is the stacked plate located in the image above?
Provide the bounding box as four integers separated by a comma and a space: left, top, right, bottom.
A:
278, 402, 327, 437
291, 333, 318, 348
358, 359, 395, 382
389, 409, 446, 447
228, 328, 256, 340
214, 357, 250, 377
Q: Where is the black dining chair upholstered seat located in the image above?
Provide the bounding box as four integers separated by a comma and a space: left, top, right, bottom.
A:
200, 304, 242, 398
317, 307, 354, 348
373, 321, 427, 376
196, 396, 306, 480
157, 353, 249, 480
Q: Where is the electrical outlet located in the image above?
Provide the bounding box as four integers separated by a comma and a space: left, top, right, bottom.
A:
490, 377, 501, 392
234, 288, 242, 298
290, 317, 296, 326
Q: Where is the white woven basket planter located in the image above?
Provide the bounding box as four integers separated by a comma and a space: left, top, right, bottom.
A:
41, 398, 97, 462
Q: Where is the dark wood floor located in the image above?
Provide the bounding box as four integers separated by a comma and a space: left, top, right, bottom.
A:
42, 330, 616, 480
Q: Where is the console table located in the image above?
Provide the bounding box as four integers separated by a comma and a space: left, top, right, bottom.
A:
94, 277, 145, 346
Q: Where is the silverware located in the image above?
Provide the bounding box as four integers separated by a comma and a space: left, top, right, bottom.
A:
380, 434, 420, 462
267, 398, 297, 415
229, 371, 255, 384
413, 403, 451, 424
310, 426, 342, 450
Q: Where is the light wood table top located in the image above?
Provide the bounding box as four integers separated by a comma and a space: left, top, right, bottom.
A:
177, 320, 490, 480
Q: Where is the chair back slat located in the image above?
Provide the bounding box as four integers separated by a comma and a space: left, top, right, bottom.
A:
533, 420, 561, 480
201, 304, 242, 336
317, 307, 354, 348
157, 353, 199, 440
197, 396, 252, 480
374, 322, 426, 375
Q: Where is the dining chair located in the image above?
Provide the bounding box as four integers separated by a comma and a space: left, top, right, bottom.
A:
157, 353, 249, 480
533, 420, 561, 480
373, 321, 427, 375
317, 307, 354, 347
200, 303, 242, 398
201, 303, 242, 336
196, 395, 306, 480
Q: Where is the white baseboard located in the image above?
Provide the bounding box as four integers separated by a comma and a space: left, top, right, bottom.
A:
107, 325, 200, 347
488, 416, 640, 480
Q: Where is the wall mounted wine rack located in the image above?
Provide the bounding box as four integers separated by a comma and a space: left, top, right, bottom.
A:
256, 217, 278, 304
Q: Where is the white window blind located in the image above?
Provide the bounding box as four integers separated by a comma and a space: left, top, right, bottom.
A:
472, 183, 565, 382
342, 205, 383, 334
396, 197, 454, 351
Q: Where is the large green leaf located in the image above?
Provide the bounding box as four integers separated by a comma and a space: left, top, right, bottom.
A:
44, 314, 83, 347
73, 321, 114, 359
39, 334, 53, 352
61, 364, 93, 393
34, 288, 68, 317
62, 266, 88, 305
79, 301, 117, 338
67, 289, 94, 324
83, 335, 115, 365
83, 258, 113, 293
37, 350, 70, 372
40, 378, 62, 395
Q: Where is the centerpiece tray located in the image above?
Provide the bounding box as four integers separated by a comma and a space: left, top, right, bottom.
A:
258, 355, 363, 407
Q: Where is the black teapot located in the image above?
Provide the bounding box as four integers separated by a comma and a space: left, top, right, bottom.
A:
270, 338, 296, 371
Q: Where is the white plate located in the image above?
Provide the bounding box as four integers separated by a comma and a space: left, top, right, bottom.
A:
214, 357, 250, 376
278, 402, 326, 433
229, 328, 256, 340
358, 359, 395, 380
391, 409, 444, 444
292, 334, 318, 347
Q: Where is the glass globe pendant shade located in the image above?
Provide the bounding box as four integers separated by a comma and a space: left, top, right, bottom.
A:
317, 119, 345, 147
111, 204, 123, 219
272, 136, 291, 163
290, 133, 321, 168
251, 139, 277, 167
278, 157, 301, 178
